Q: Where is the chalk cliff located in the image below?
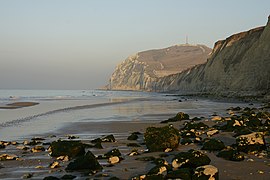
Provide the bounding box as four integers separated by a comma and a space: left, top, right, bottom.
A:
106, 44, 211, 91
156, 16, 270, 98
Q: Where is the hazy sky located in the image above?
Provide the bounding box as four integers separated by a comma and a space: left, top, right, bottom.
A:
0, 0, 269, 90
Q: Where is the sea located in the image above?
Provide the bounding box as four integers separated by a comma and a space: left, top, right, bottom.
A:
0, 89, 254, 141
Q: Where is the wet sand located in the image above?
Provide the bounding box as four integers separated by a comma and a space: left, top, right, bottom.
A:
0, 97, 269, 179
0, 102, 39, 109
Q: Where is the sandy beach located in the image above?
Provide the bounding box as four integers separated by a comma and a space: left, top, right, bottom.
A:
0, 95, 269, 179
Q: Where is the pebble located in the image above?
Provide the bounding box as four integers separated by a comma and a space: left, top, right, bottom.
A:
247, 158, 254, 162
50, 161, 60, 168
108, 156, 120, 164
57, 155, 69, 161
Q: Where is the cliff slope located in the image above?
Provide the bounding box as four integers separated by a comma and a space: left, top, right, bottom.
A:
156, 17, 270, 98
106, 44, 211, 91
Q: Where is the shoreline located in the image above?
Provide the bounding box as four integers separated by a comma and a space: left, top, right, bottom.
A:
0, 97, 269, 179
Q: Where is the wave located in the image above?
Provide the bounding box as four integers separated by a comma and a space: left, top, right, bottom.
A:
0, 98, 148, 128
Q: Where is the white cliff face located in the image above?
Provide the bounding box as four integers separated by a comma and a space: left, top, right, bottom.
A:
156, 17, 270, 99
106, 44, 211, 91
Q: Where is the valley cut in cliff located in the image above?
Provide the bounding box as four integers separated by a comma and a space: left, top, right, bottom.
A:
105, 44, 211, 91
156, 16, 270, 99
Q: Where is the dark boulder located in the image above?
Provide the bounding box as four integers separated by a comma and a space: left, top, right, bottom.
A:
217, 148, 244, 161
61, 174, 76, 179
49, 140, 85, 158
43, 176, 60, 180
182, 122, 209, 131
201, 139, 225, 151
144, 125, 180, 152
66, 151, 102, 172
127, 133, 139, 140
166, 168, 192, 179
91, 134, 116, 143
161, 112, 189, 123
104, 148, 122, 158
172, 149, 211, 169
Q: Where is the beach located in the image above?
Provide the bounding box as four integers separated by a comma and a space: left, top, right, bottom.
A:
0, 90, 269, 179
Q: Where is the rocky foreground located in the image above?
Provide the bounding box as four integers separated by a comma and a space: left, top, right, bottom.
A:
0, 103, 269, 179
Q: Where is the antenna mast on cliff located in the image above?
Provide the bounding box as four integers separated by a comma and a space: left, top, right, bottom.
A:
186, 35, 188, 44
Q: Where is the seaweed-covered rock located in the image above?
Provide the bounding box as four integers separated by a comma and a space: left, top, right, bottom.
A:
66, 151, 102, 171
49, 140, 85, 158
181, 131, 196, 138
166, 168, 192, 179
172, 149, 211, 169
201, 139, 225, 151
61, 174, 76, 179
236, 132, 266, 153
0, 154, 18, 161
192, 165, 218, 180
180, 138, 193, 145
148, 165, 168, 176
104, 148, 122, 158
144, 125, 180, 152
43, 176, 60, 180
161, 112, 189, 123
182, 122, 209, 131
127, 133, 139, 140
91, 134, 116, 143
31, 145, 45, 153
217, 148, 244, 161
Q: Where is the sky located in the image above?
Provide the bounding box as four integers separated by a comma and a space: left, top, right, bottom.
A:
0, 0, 269, 90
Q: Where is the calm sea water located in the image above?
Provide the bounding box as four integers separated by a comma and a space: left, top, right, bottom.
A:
0, 89, 253, 140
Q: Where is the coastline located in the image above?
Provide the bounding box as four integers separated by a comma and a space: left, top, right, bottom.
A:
0, 95, 269, 179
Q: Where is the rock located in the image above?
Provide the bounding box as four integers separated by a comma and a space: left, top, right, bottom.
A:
135, 156, 156, 162
17, 145, 30, 150
161, 112, 190, 123
172, 149, 211, 169
180, 138, 193, 145
144, 125, 180, 152
181, 131, 196, 138
192, 165, 219, 180
43, 176, 60, 180
104, 148, 122, 158
206, 129, 219, 137
67, 135, 79, 139
0, 154, 18, 161
127, 133, 139, 140
24, 140, 40, 146
217, 148, 244, 161
50, 161, 60, 168
128, 149, 140, 156
22, 173, 33, 179
31, 145, 45, 153
127, 143, 141, 147
236, 132, 266, 153
148, 165, 168, 176
31, 137, 45, 141
211, 116, 223, 121
91, 134, 116, 143
0, 141, 10, 146
108, 156, 120, 164
66, 151, 102, 172
201, 139, 225, 151
49, 140, 85, 158
61, 174, 76, 179
166, 168, 192, 179
56, 155, 69, 161
182, 122, 209, 131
